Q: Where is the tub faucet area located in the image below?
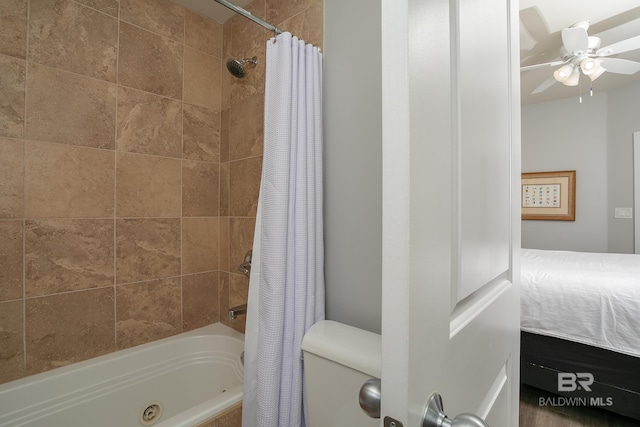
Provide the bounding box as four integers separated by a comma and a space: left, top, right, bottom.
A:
228, 304, 247, 320
229, 250, 251, 319
238, 250, 252, 277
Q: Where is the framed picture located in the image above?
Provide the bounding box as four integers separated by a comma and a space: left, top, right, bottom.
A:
521, 170, 576, 221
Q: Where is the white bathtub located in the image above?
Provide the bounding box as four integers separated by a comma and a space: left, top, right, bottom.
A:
0, 323, 244, 427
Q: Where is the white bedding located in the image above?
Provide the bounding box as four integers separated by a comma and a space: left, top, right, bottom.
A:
520, 248, 640, 358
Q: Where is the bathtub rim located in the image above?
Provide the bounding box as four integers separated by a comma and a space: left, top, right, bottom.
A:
0, 322, 245, 427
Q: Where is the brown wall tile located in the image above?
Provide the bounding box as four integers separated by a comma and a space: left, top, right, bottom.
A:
221, 60, 231, 111
25, 141, 115, 218
0, 0, 27, 59
182, 217, 219, 274
116, 218, 181, 284
229, 94, 264, 160
28, 0, 118, 82
229, 218, 255, 276
275, 12, 307, 43
223, 18, 232, 58
25, 219, 114, 297
219, 272, 232, 330
183, 104, 220, 162
220, 162, 230, 217
0, 55, 25, 139
217, 403, 243, 427
118, 22, 183, 100
0, 300, 24, 383
0, 0, 318, 385
182, 161, 219, 217
0, 221, 24, 302
116, 277, 181, 349
219, 272, 244, 334
229, 157, 262, 217
116, 152, 182, 218
120, 0, 185, 43
307, 0, 323, 48
184, 47, 221, 111
229, 273, 249, 308
228, 55, 265, 107
117, 87, 182, 158
219, 217, 230, 271
0, 138, 24, 218
267, 0, 309, 24
228, 0, 267, 59
26, 63, 116, 149
75, 0, 119, 17
26, 288, 115, 375
220, 109, 230, 162
226, 2, 267, 107
183, 272, 219, 331
185, 10, 222, 58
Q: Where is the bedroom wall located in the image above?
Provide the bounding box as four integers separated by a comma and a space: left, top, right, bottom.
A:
606, 81, 640, 254
521, 80, 640, 253
521, 92, 609, 252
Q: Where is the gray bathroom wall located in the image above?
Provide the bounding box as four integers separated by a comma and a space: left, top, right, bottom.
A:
322, 0, 383, 333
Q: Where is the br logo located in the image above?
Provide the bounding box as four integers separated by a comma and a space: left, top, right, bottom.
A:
557, 373, 594, 392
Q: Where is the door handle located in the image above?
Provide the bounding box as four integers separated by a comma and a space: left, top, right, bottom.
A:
358, 378, 381, 418
422, 393, 489, 427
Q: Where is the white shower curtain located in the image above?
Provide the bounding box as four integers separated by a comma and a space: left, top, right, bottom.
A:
242, 32, 324, 427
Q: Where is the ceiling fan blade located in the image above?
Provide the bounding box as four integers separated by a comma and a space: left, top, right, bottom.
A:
599, 58, 640, 74
590, 7, 640, 38
531, 76, 557, 94
520, 60, 566, 72
596, 35, 640, 57
520, 7, 550, 42
561, 27, 589, 54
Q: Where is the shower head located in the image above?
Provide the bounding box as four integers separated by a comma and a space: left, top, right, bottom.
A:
226, 56, 258, 78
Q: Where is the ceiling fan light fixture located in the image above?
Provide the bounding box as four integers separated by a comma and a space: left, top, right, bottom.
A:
553, 63, 575, 83
588, 64, 606, 81
562, 68, 581, 86
580, 58, 600, 75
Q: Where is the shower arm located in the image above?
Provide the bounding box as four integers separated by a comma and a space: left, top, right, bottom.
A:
214, 0, 283, 35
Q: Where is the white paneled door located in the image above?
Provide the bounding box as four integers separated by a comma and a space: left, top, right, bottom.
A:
380, 0, 521, 426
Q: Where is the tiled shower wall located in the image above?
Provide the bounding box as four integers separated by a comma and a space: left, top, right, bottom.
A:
0, 0, 321, 386
0, 0, 225, 384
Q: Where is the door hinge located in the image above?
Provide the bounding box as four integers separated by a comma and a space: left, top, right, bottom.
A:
384, 416, 404, 427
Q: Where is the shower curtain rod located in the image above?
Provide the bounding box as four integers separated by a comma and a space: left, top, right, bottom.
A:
214, 0, 283, 34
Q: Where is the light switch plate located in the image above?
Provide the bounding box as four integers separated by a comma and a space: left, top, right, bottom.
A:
614, 208, 633, 219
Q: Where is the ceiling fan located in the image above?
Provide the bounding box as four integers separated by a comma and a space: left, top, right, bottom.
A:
521, 21, 640, 94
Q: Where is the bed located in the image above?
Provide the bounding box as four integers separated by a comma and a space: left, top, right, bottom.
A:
520, 248, 640, 420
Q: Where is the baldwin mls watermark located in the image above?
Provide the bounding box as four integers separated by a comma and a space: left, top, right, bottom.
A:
538, 373, 614, 408
558, 372, 594, 392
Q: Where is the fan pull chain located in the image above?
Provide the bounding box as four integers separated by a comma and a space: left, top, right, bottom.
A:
579, 81, 583, 104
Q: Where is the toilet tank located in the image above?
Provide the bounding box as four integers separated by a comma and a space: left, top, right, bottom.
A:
302, 320, 381, 427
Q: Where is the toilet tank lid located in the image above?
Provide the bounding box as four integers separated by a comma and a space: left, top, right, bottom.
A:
302, 320, 381, 378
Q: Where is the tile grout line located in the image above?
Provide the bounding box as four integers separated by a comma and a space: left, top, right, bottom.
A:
113, 0, 121, 351
180, 10, 186, 334
21, 0, 31, 379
